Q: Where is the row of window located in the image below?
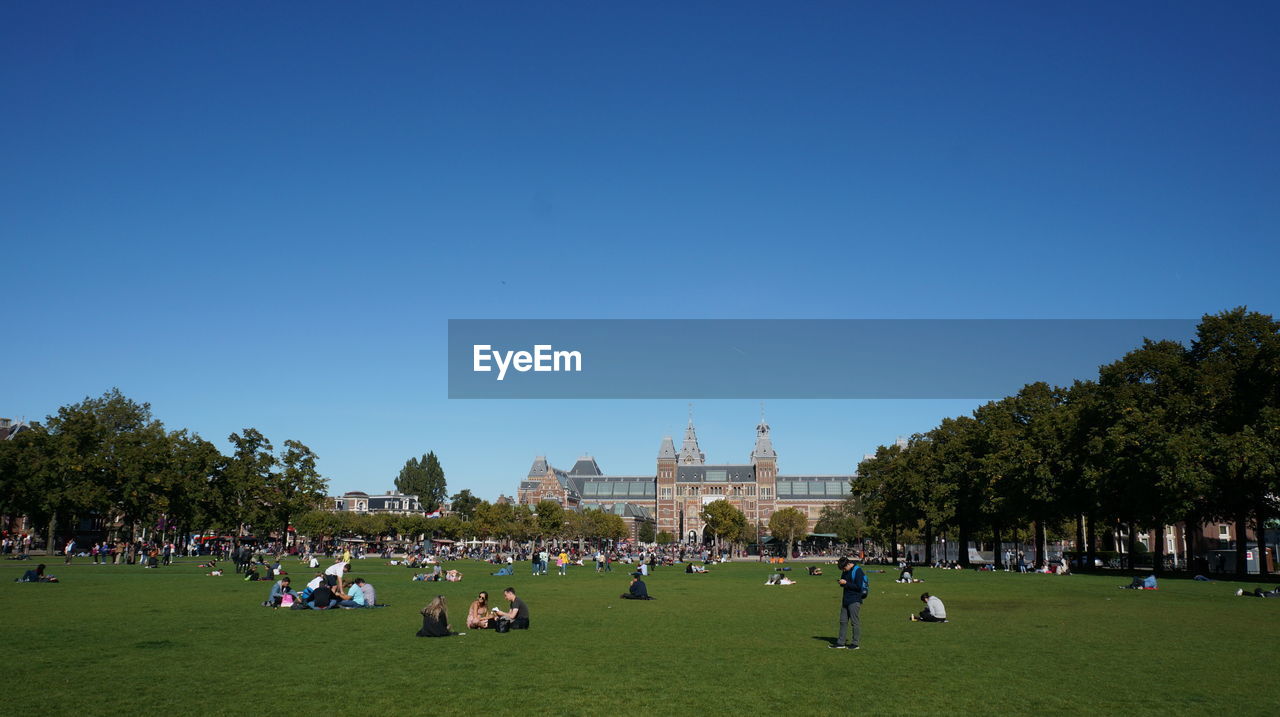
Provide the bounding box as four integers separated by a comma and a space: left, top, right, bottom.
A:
582, 482, 657, 498
777, 481, 850, 497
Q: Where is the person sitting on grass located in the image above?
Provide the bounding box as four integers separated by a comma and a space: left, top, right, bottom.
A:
445, 569, 462, 582
807, 566, 823, 576
335, 580, 367, 608
1235, 586, 1280, 598
15, 563, 58, 583
621, 572, 652, 600
265, 576, 297, 607
896, 566, 915, 583
417, 595, 455, 637
358, 578, 378, 607
493, 587, 530, 630
911, 592, 947, 622
467, 591, 492, 629
306, 582, 338, 610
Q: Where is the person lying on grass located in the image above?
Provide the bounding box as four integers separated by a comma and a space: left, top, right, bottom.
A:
1235, 587, 1280, 598
621, 573, 652, 599
14, 563, 58, 583
911, 593, 947, 622
1120, 575, 1157, 590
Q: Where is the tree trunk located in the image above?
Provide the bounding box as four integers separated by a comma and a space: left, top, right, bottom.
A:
890, 528, 899, 564
1075, 515, 1085, 571
1085, 514, 1097, 572
1153, 525, 1165, 575
1125, 522, 1137, 571
47, 515, 57, 557
1256, 500, 1270, 579
957, 522, 970, 567
923, 521, 934, 565
993, 525, 1004, 569
1034, 519, 1046, 570
1235, 512, 1249, 578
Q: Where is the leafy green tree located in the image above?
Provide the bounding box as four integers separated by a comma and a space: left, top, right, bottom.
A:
1190, 308, 1280, 577
700, 499, 746, 555
449, 489, 482, 520
395, 452, 447, 511
637, 520, 656, 544
263, 439, 328, 548
815, 498, 866, 546
210, 428, 275, 546
534, 500, 565, 541
768, 506, 808, 560
160, 430, 223, 542
655, 530, 675, 545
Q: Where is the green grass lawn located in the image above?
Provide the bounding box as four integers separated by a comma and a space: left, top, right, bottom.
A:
3, 557, 1278, 716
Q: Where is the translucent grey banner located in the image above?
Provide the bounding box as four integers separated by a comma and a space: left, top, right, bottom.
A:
448, 319, 1197, 399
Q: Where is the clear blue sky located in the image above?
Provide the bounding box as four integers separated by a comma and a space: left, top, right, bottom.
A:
4, 3, 1278, 498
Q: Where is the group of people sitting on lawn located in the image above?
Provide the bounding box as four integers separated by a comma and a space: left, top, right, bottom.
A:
412, 564, 462, 582
262, 560, 382, 610
417, 587, 531, 637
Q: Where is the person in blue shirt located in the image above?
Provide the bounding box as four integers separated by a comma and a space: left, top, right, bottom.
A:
265, 576, 297, 608
336, 579, 367, 608
831, 557, 867, 649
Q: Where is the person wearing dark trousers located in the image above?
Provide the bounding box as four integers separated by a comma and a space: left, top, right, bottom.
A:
831, 557, 866, 649
1236, 587, 1280, 598
621, 573, 652, 599
494, 587, 530, 630
912, 592, 948, 622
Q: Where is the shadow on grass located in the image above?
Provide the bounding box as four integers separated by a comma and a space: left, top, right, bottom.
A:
810, 636, 838, 646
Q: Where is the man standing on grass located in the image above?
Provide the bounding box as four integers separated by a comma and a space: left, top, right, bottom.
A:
831, 556, 867, 650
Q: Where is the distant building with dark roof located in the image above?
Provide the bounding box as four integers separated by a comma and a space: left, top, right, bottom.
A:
517, 416, 854, 542
330, 490, 424, 515
1, 417, 31, 441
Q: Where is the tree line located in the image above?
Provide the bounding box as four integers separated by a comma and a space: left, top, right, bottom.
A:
291, 499, 633, 548
0, 389, 327, 558
844, 308, 1279, 577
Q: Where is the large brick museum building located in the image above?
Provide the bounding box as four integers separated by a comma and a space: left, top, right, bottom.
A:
517, 417, 854, 541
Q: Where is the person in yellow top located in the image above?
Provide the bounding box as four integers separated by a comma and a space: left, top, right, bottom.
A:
557, 550, 569, 576
342, 546, 353, 564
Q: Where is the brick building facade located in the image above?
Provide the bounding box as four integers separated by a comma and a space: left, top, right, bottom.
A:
517, 417, 854, 541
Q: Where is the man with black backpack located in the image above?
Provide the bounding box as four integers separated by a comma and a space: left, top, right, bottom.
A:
831, 556, 867, 650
